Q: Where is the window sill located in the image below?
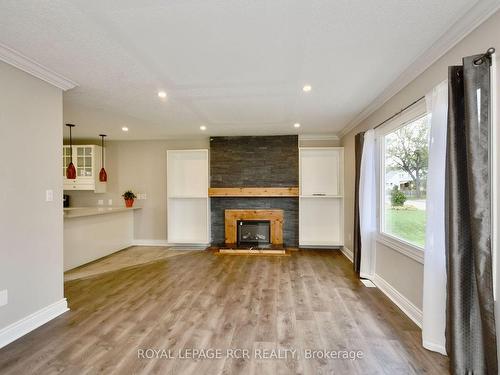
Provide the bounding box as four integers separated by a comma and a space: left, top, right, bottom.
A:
376, 233, 424, 264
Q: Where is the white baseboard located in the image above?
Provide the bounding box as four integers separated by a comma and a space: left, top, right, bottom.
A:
372, 274, 422, 328
131, 240, 209, 249
0, 298, 69, 349
131, 239, 170, 246
341, 247, 353, 262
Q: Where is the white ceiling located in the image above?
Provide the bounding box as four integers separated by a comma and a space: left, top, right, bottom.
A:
0, 0, 481, 140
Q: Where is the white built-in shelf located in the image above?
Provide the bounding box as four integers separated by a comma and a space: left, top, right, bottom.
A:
168, 196, 207, 199
167, 150, 210, 244
299, 147, 344, 247
299, 195, 343, 199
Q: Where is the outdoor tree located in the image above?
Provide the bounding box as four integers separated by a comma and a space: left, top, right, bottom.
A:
386, 116, 429, 198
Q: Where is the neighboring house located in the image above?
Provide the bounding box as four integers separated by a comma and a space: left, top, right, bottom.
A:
385, 170, 413, 191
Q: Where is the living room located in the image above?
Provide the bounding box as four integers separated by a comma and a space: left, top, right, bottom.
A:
1, 1, 500, 374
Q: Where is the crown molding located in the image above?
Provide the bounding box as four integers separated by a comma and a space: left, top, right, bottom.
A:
299, 134, 339, 141
339, 0, 500, 138
0, 43, 78, 91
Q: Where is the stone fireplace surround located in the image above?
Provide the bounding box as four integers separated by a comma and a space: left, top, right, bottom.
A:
210, 135, 299, 247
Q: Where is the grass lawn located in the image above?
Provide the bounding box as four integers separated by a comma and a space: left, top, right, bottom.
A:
385, 208, 426, 248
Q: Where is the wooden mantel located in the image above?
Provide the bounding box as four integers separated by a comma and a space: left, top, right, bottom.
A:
208, 187, 299, 197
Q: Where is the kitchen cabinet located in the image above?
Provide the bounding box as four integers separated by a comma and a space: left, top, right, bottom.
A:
63, 145, 106, 193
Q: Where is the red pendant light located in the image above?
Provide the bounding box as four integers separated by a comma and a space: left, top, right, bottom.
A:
99, 134, 107, 182
66, 124, 76, 179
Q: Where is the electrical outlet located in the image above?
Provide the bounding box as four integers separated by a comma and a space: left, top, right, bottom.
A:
97, 199, 104, 205
45, 190, 53, 202
0, 290, 8, 307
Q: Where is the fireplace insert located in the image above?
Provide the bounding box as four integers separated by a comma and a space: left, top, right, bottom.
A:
237, 220, 271, 247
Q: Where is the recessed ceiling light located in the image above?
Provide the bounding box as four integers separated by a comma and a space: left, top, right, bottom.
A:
200, 125, 207, 131
302, 85, 312, 92
158, 91, 167, 99
294, 123, 301, 128
122, 127, 129, 132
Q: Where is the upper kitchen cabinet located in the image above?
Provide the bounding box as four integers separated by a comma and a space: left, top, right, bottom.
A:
63, 145, 106, 193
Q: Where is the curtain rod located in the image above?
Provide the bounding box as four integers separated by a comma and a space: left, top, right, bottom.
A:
373, 96, 425, 130
370, 46, 495, 132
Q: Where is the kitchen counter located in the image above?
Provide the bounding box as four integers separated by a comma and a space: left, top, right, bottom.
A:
64, 206, 141, 219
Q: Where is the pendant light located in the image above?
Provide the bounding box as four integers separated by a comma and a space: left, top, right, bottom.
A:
99, 134, 107, 182
65, 124, 76, 179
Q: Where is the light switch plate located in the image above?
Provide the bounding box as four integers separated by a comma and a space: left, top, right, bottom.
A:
108, 199, 113, 206
0, 290, 8, 307
45, 190, 53, 202
97, 199, 104, 205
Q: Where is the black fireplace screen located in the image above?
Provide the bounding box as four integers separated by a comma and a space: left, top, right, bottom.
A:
237, 220, 271, 246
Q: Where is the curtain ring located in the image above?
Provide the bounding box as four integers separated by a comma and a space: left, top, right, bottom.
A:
473, 47, 495, 66
473, 57, 485, 66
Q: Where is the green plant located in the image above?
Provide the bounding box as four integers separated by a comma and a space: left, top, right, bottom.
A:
122, 190, 137, 200
390, 186, 407, 207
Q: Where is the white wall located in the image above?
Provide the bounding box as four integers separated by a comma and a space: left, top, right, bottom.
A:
341, 9, 500, 313
0, 61, 66, 343
66, 139, 209, 242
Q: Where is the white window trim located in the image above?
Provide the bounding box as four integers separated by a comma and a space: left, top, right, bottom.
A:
376, 233, 424, 264
492, 53, 498, 300
375, 99, 427, 261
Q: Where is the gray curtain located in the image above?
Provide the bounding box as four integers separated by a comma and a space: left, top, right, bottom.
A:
446, 54, 497, 374
353, 132, 364, 274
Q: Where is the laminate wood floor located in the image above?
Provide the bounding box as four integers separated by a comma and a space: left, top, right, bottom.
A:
0, 250, 449, 375
64, 246, 194, 281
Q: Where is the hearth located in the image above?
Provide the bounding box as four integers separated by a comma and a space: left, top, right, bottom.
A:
237, 220, 271, 247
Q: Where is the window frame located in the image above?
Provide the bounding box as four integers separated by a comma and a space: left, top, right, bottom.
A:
375, 100, 428, 263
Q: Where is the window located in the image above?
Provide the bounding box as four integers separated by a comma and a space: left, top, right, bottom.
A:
381, 112, 431, 248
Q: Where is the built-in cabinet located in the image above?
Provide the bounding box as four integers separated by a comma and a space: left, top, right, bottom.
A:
299, 147, 344, 247
63, 145, 106, 193
167, 149, 210, 244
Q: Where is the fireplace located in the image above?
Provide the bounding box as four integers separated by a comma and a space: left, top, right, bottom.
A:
237, 220, 271, 247
224, 209, 284, 246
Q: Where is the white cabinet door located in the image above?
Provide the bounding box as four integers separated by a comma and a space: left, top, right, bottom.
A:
300, 148, 342, 196
75, 146, 94, 179
62, 146, 72, 178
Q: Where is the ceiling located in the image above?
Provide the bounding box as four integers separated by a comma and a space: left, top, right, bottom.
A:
0, 0, 482, 140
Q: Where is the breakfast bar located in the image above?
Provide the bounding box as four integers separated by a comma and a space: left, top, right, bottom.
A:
63, 207, 140, 271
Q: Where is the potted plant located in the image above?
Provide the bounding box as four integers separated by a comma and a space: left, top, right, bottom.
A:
122, 190, 137, 207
